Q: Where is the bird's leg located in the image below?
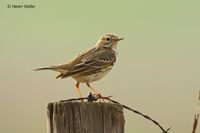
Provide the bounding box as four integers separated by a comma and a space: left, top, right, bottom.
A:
86, 83, 100, 94
76, 82, 83, 102
86, 83, 105, 102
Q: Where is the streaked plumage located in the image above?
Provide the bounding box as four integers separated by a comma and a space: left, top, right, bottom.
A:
35, 34, 123, 99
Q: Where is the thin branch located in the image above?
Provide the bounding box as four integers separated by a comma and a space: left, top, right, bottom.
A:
192, 90, 200, 133
60, 93, 170, 133
192, 115, 199, 133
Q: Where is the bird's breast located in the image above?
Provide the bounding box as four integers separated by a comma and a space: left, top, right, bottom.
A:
72, 67, 112, 83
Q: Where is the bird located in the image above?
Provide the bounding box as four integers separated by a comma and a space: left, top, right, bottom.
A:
35, 34, 124, 100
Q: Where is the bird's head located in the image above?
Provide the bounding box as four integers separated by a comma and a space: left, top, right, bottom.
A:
96, 34, 124, 50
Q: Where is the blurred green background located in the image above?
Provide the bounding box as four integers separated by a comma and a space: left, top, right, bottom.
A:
0, 0, 200, 132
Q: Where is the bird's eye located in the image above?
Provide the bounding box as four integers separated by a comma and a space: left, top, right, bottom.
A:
106, 38, 110, 41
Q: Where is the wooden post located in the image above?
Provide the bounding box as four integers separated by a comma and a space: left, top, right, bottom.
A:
47, 102, 125, 133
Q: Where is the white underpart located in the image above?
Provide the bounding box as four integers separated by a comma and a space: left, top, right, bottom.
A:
111, 43, 117, 50
72, 67, 112, 83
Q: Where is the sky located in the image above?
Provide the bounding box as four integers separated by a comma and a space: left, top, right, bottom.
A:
0, 0, 200, 133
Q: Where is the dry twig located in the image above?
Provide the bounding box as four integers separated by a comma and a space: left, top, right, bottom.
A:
192, 91, 200, 133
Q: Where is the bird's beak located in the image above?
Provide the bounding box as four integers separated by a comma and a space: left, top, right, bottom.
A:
117, 38, 124, 41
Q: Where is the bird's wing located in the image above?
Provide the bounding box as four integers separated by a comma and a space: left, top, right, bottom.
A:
49, 47, 97, 72
58, 48, 116, 78
82, 48, 116, 68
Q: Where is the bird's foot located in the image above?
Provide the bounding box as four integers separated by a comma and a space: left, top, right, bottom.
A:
87, 92, 112, 102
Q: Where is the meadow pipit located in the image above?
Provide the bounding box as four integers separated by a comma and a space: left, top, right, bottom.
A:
35, 34, 124, 99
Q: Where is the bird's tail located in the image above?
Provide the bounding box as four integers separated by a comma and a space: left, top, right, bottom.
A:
34, 67, 57, 71
34, 66, 69, 79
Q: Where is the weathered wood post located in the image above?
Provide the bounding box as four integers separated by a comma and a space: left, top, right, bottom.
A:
47, 102, 125, 133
